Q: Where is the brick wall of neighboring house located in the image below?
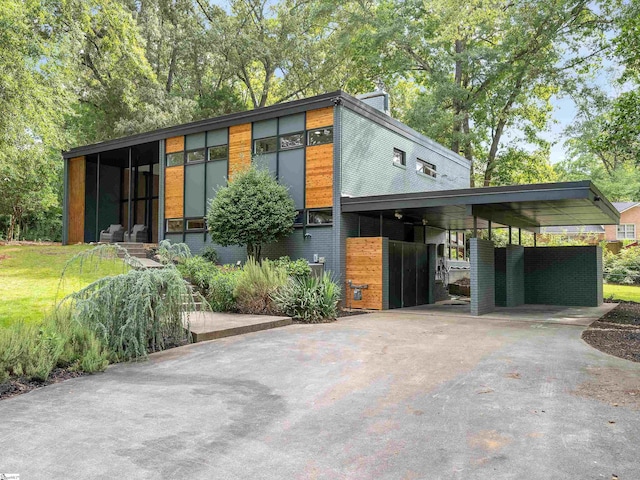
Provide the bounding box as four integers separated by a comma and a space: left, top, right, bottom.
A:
605, 205, 640, 241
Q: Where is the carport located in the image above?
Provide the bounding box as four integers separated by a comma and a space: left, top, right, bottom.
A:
341, 181, 619, 315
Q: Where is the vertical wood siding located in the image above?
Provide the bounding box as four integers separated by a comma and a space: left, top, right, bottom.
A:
67, 156, 86, 243
306, 107, 334, 129
346, 237, 384, 310
228, 123, 251, 181
166, 136, 184, 154
305, 143, 333, 208
164, 166, 184, 218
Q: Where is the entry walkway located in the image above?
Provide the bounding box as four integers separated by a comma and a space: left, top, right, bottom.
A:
397, 302, 617, 327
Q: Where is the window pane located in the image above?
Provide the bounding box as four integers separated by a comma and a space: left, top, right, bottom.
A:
166, 152, 184, 166
186, 149, 205, 163
307, 209, 333, 225
280, 133, 304, 150
186, 218, 205, 231
166, 219, 183, 233
416, 158, 436, 177
254, 137, 277, 154
393, 148, 406, 166
294, 210, 303, 225
208, 145, 228, 161
307, 127, 333, 146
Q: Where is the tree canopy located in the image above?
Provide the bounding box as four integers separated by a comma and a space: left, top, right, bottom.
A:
0, 0, 638, 239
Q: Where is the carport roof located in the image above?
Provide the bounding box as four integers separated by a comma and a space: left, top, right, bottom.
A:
341, 181, 619, 232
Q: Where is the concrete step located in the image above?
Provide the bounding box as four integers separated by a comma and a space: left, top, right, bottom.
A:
185, 312, 293, 343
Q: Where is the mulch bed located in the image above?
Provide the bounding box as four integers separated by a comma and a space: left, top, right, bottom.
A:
583, 301, 640, 363
0, 368, 87, 401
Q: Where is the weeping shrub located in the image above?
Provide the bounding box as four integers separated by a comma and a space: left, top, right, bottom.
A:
0, 310, 108, 383
234, 257, 288, 314
272, 272, 341, 323
62, 267, 195, 361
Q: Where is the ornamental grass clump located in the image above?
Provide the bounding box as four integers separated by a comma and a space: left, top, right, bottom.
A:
272, 272, 341, 323
234, 257, 288, 314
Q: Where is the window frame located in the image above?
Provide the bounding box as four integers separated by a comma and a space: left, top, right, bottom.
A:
253, 136, 278, 155
279, 132, 305, 151
207, 144, 228, 162
416, 158, 437, 178
165, 218, 184, 233
617, 223, 636, 240
393, 148, 406, 167
306, 126, 333, 146
185, 148, 206, 164
166, 151, 184, 167
306, 209, 333, 226
185, 218, 206, 232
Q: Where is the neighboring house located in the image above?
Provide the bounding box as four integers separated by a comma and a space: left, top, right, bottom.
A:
541, 202, 639, 242
62, 90, 619, 314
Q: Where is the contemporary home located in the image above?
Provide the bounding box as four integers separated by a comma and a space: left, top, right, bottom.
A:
62, 90, 620, 315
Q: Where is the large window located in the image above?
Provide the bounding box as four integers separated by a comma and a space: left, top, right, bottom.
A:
393, 148, 406, 166
307, 127, 333, 146
254, 137, 278, 154
416, 158, 436, 177
617, 224, 636, 240
166, 152, 184, 167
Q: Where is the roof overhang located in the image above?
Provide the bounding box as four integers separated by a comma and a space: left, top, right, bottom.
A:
341, 181, 619, 232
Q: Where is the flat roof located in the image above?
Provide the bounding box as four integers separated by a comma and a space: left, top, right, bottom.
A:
341, 181, 619, 232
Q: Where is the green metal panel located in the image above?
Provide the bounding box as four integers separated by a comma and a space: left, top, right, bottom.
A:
278, 149, 304, 209
254, 153, 277, 177
205, 160, 227, 203
278, 113, 305, 134
184, 163, 205, 217
253, 118, 277, 139
206, 128, 227, 147
185, 132, 206, 150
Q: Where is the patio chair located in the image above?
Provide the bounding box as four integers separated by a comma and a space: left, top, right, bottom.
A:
125, 224, 148, 243
99, 224, 125, 243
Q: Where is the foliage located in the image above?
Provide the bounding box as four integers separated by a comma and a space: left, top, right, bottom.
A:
233, 257, 288, 315
272, 272, 341, 323
61, 246, 194, 361
201, 246, 219, 264
0, 309, 108, 384
268, 256, 311, 278
207, 166, 297, 259
157, 240, 191, 265
0, 244, 128, 327
177, 256, 240, 312
604, 248, 640, 285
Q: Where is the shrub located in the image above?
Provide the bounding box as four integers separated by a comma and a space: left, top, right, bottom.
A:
63, 267, 194, 361
272, 272, 341, 323
157, 240, 191, 265
177, 257, 239, 311
201, 246, 219, 264
604, 248, 640, 284
234, 257, 288, 314
0, 310, 108, 384
267, 256, 311, 278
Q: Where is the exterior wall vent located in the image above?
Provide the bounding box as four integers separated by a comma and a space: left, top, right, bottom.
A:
356, 89, 390, 116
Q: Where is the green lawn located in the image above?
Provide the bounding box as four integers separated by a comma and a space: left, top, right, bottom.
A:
603, 283, 640, 303
0, 244, 128, 327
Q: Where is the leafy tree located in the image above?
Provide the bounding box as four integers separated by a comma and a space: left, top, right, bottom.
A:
206, 166, 297, 259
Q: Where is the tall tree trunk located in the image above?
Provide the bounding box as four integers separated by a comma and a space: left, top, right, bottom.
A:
450, 39, 465, 155
463, 112, 474, 187
483, 117, 507, 186
166, 46, 178, 93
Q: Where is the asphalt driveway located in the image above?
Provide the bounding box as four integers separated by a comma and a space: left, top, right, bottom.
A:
2, 308, 639, 479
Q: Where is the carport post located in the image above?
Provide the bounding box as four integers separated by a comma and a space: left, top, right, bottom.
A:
534, 233, 537, 247
508, 226, 512, 245
473, 216, 478, 238
518, 228, 522, 245
488, 221, 492, 241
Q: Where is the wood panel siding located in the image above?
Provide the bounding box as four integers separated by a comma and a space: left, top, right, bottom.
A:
305, 143, 333, 208
166, 136, 184, 154
346, 237, 384, 310
306, 107, 334, 129
164, 165, 184, 218
228, 123, 251, 181
68, 156, 86, 243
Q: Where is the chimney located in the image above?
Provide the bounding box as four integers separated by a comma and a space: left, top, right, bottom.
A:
357, 87, 390, 116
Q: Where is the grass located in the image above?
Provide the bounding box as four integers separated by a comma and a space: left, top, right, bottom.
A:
603, 283, 640, 303
0, 244, 128, 328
